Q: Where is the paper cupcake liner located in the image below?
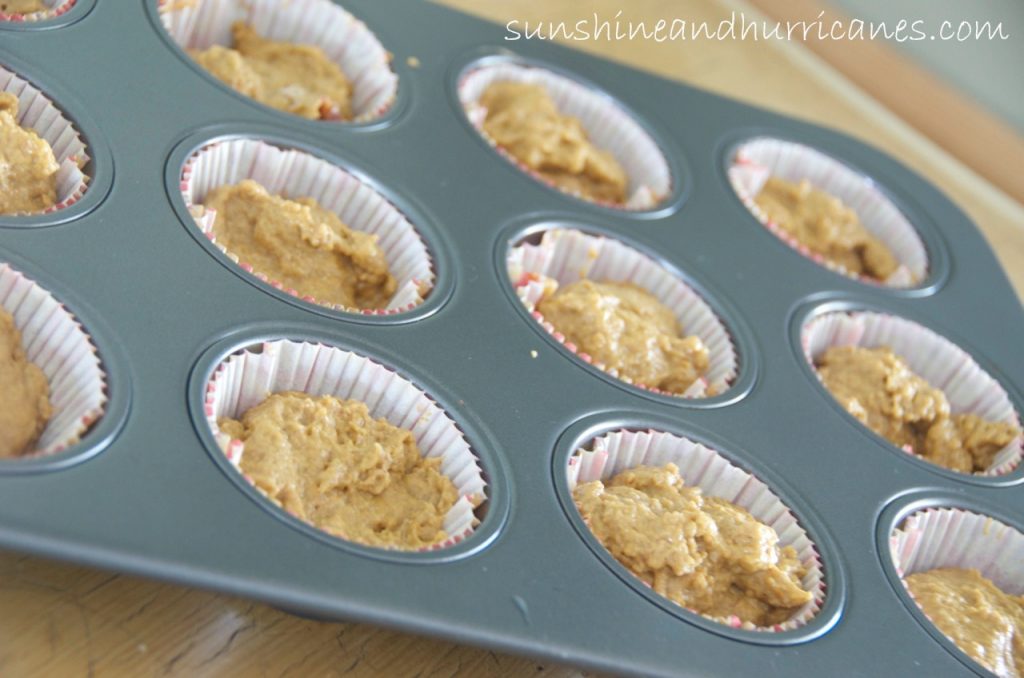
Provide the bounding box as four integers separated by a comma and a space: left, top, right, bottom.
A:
0, 0, 75, 22
508, 228, 737, 397
0, 64, 89, 214
458, 62, 671, 210
728, 138, 927, 287
567, 429, 825, 632
181, 138, 434, 314
0, 262, 107, 456
802, 311, 1023, 475
203, 339, 487, 550
890, 507, 1024, 591
890, 507, 1024, 675
158, 0, 397, 122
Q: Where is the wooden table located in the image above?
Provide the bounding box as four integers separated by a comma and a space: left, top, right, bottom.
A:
2, 1, 1021, 675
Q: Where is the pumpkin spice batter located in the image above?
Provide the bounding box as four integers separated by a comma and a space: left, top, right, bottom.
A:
906, 568, 1023, 677
754, 176, 900, 281
1, 1, 47, 13
219, 392, 458, 550
201, 179, 396, 309
480, 81, 627, 204
189, 22, 353, 120
0, 306, 52, 458
0, 91, 59, 215
574, 463, 811, 626
537, 279, 709, 394
817, 346, 1020, 473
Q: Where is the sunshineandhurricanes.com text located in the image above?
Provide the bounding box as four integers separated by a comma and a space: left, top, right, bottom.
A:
504, 11, 1010, 44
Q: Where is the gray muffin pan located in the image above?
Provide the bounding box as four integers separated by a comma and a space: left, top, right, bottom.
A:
1, 2, 1022, 676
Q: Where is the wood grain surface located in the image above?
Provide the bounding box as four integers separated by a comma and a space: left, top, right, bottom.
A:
746, 0, 1024, 205
2, 1, 1021, 676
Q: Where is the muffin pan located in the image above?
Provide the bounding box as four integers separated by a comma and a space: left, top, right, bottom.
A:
0, 2, 1021, 676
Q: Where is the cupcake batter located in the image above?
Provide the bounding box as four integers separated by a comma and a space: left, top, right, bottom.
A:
537, 279, 709, 394
754, 177, 899, 281
189, 22, 353, 120
906, 568, 1023, 677
0, 306, 52, 457
574, 463, 812, 626
202, 179, 396, 309
817, 346, 1020, 473
1, 1, 47, 13
0, 91, 59, 215
219, 392, 458, 550
480, 81, 627, 204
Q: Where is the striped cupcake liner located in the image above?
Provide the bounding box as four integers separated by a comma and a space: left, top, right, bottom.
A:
507, 227, 737, 398
0, 0, 75, 22
0, 64, 89, 215
728, 137, 927, 287
802, 311, 1022, 475
157, 0, 397, 122
0, 262, 106, 456
567, 428, 825, 632
203, 339, 488, 551
890, 507, 1023, 591
181, 138, 434, 315
889, 507, 1024, 675
458, 61, 671, 210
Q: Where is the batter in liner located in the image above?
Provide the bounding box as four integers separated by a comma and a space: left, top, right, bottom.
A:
1, 1, 48, 14
817, 346, 1020, 473
574, 463, 812, 626
537, 279, 709, 394
189, 22, 353, 120
906, 568, 1023, 677
480, 81, 627, 204
0, 91, 59, 215
220, 392, 458, 549
755, 176, 899, 281
0, 305, 52, 457
201, 179, 396, 309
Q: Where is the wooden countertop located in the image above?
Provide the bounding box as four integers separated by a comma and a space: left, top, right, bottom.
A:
2, 1, 1021, 676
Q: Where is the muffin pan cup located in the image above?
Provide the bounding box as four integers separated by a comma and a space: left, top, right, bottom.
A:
801, 310, 1023, 477
0, 50, 112, 227
0, 62, 89, 214
0, 260, 106, 457
0, 2, 1020, 676
157, 0, 398, 122
458, 57, 673, 210
506, 225, 738, 397
180, 137, 435, 314
878, 493, 1024, 677
203, 338, 488, 551
563, 428, 827, 632
728, 137, 929, 288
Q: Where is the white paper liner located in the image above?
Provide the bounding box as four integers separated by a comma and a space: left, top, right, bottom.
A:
508, 228, 737, 397
0, 0, 75, 22
458, 62, 671, 210
181, 138, 434, 314
890, 508, 1024, 592
728, 138, 927, 288
567, 429, 825, 632
158, 0, 397, 122
802, 311, 1023, 476
0, 262, 107, 456
204, 339, 488, 550
890, 507, 1024, 675
0, 64, 89, 214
